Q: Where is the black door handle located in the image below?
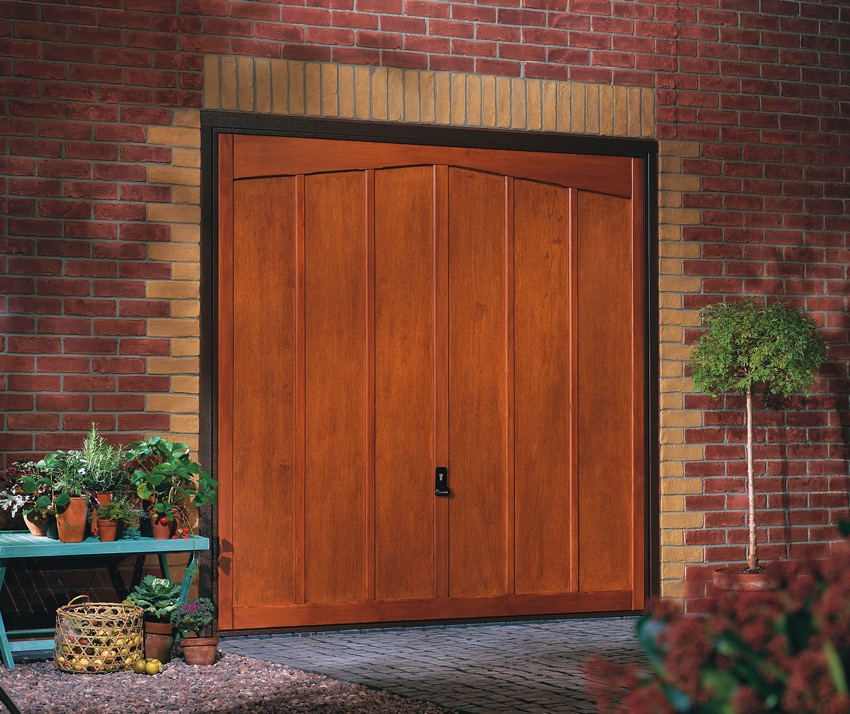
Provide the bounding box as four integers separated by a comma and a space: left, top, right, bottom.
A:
435, 467, 450, 497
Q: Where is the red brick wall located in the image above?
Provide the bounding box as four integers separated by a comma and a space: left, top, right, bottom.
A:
1, 0, 849, 611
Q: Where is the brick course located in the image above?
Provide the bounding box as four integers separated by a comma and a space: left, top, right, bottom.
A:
1, 0, 848, 610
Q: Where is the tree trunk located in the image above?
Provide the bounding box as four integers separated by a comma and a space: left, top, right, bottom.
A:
746, 388, 758, 572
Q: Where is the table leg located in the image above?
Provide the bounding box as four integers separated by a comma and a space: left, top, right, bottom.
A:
179, 551, 198, 603
157, 553, 172, 582
0, 564, 15, 669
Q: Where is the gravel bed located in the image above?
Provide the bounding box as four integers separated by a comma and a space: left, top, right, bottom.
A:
0, 652, 456, 714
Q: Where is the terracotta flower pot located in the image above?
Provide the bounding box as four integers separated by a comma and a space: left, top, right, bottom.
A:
55, 497, 89, 543
150, 514, 176, 540
181, 636, 219, 666
144, 620, 175, 663
24, 512, 50, 537
712, 565, 780, 592
91, 492, 112, 536
97, 519, 121, 543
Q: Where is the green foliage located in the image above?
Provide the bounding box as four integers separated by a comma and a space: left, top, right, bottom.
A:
170, 597, 215, 635
96, 498, 144, 526
126, 435, 218, 523
126, 575, 181, 619
0, 461, 51, 520
689, 299, 827, 398
80, 424, 126, 492
587, 545, 850, 713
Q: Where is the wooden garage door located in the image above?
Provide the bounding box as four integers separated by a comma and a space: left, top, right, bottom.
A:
216, 133, 646, 631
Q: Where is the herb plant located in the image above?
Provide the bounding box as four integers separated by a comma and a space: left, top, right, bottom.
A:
80, 424, 126, 493
96, 499, 144, 526
689, 300, 826, 572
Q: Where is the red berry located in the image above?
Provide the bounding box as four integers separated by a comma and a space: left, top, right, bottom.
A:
158, 517, 168, 526
170, 535, 178, 539
181, 534, 190, 539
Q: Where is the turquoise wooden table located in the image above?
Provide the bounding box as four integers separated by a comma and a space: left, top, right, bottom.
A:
0, 531, 210, 669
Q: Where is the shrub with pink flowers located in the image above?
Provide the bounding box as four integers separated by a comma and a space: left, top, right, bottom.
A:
586, 533, 850, 713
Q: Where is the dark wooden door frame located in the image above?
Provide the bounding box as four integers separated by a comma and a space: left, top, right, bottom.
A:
199, 112, 660, 634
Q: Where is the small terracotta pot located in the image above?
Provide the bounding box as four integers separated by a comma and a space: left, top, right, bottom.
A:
55, 497, 89, 543
24, 512, 50, 537
144, 621, 175, 663
98, 519, 121, 543
181, 636, 219, 666
150, 514, 176, 540
712, 565, 780, 592
91, 492, 112, 536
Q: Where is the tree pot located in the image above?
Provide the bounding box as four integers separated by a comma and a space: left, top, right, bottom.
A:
144, 621, 175, 663
181, 636, 219, 666
97, 519, 121, 543
91, 492, 112, 536
55, 497, 89, 543
150, 514, 176, 540
24, 512, 50, 537
712, 565, 780, 592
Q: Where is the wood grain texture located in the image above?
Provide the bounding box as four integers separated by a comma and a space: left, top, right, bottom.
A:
304, 171, 368, 604
576, 190, 633, 593
514, 179, 572, 595
233, 135, 633, 199
448, 167, 508, 598
231, 176, 298, 608
216, 134, 234, 630
374, 167, 436, 600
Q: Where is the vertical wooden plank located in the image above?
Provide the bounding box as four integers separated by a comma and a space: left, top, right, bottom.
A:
295, 175, 306, 605
365, 170, 376, 603
514, 179, 572, 595
576, 190, 633, 593
569, 189, 579, 594
374, 167, 436, 601
231, 176, 298, 609
631, 159, 646, 609
216, 134, 234, 630
448, 167, 508, 598
433, 165, 450, 600
304, 171, 368, 604
504, 177, 515, 596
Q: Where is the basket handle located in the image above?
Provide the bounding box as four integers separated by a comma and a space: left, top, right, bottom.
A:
65, 594, 90, 607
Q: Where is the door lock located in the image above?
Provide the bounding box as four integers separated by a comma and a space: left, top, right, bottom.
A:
435, 467, 450, 497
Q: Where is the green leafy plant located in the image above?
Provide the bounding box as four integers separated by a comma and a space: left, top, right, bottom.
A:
80, 424, 127, 493
96, 499, 144, 526
126, 436, 218, 524
170, 598, 215, 636
586, 537, 850, 713
36, 451, 99, 514
0, 461, 51, 521
689, 300, 826, 572
126, 575, 182, 620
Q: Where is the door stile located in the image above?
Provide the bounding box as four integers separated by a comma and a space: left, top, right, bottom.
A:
294, 174, 307, 605
504, 176, 516, 597
568, 187, 580, 594
433, 165, 450, 600
365, 169, 377, 603
630, 159, 646, 610
216, 133, 235, 629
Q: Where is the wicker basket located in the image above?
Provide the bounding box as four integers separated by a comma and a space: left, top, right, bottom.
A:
54, 595, 145, 673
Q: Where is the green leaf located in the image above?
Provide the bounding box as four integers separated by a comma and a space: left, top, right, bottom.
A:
824, 642, 848, 695
55, 493, 70, 508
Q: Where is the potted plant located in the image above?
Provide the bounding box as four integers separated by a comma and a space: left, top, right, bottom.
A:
0, 461, 54, 536
125, 436, 218, 539
38, 450, 98, 543
171, 597, 218, 666
126, 575, 182, 663
689, 299, 827, 587
95, 499, 144, 542
79, 424, 128, 535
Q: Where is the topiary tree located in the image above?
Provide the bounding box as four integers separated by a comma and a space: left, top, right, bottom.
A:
689, 299, 827, 573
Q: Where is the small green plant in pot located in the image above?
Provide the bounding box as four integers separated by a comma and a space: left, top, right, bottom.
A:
0, 461, 53, 536
126, 436, 217, 537
689, 299, 827, 578
171, 598, 218, 666
95, 499, 144, 542
33, 451, 99, 543
126, 575, 182, 663
80, 424, 127, 494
